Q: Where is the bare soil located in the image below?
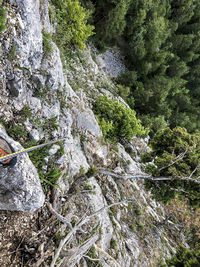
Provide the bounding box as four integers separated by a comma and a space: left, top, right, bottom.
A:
0, 204, 57, 267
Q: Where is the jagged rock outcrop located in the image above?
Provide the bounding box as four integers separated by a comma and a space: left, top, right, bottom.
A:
0, 125, 45, 211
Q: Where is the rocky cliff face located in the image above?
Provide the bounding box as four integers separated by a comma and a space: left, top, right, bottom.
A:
0, 1, 188, 266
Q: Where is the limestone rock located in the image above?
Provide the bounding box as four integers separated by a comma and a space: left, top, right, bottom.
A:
97, 47, 126, 77
0, 126, 45, 211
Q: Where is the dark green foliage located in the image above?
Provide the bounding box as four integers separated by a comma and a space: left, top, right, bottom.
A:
166, 245, 200, 266
93, 95, 148, 143
0, 3, 7, 32
91, 0, 200, 134
86, 166, 98, 177
116, 84, 130, 100
44, 116, 59, 131
20, 105, 33, 122
27, 141, 62, 192
0, 119, 28, 141
50, 0, 94, 50
105, 0, 130, 40
143, 127, 200, 208
110, 238, 117, 250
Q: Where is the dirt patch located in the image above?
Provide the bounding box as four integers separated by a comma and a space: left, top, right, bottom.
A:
0, 204, 57, 266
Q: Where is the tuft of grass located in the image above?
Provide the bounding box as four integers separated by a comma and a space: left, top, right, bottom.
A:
0, 118, 28, 141
9, 44, 16, 60
43, 31, 53, 55
0, 3, 7, 32
86, 166, 98, 178
44, 116, 59, 131
27, 141, 62, 192
20, 105, 33, 122
110, 238, 117, 250
135, 206, 142, 216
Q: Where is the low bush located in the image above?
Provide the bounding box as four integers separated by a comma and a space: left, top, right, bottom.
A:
93, 95, 148, 143
51, 0, 94, 50
143, 127, 200, 208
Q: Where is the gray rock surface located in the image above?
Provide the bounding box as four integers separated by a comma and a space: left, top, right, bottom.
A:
97, 47, 126, 77
0, 126, 45, 211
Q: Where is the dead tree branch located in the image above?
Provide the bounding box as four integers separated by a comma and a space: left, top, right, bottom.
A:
97, 169, 200, 186
50, 200, 132, 267
97, 169, 152, 180
47, 203, 73, 230
58, 235, 99, 267
159, 149, 188, 171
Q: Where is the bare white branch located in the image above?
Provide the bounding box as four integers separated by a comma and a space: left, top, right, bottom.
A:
97, 169, 152, 180
189, 164, 200, 178
50, 200, 131, 267
83, 254, 101, 262
159, 149, 188, 171
97, 168, 200, 186
47, 203, 73, 230
59, 235, 99, 267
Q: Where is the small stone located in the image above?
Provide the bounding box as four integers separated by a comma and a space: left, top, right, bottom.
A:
30, 129, 40, 142
7, 78, 23, 97
48, 144, 60, 156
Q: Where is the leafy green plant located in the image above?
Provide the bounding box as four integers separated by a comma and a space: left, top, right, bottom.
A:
86, 166, 98, 177
27, 141, 62, 192
93, 95, 148, 143
110, 238, 117, 250
33, 81, 48, 99
57, 90, 68, 110
44, 116, 59, 131
135, 206, 142, 216
9, 44, 16, 60
166, 245, 200, 266
116, 84, 130, 100
0, 119, 28, 141
20, 105, 33, 122
43, 31, 53, 55
0, 3, 7, 32
51, 0, 94, 50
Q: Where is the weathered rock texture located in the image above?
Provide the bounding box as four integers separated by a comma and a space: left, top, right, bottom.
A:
0, 126, 45, 211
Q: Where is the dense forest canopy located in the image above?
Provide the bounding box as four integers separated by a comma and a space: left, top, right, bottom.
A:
79, 0, 200, 134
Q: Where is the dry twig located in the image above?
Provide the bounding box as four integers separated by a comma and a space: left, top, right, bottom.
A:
50, 200, 132, 267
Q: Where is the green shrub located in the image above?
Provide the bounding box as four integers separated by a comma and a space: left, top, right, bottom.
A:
135, 206, 142, 216
139, 115, 169, 136
140, 152, 153, 163
43, 31, 53, 55
93, 95, 148, 143
144, 127, 200, 208
116, 84, 130, 99
0, 3, 7, 32
166, 245, 200, 266
51, 0, 94, 50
